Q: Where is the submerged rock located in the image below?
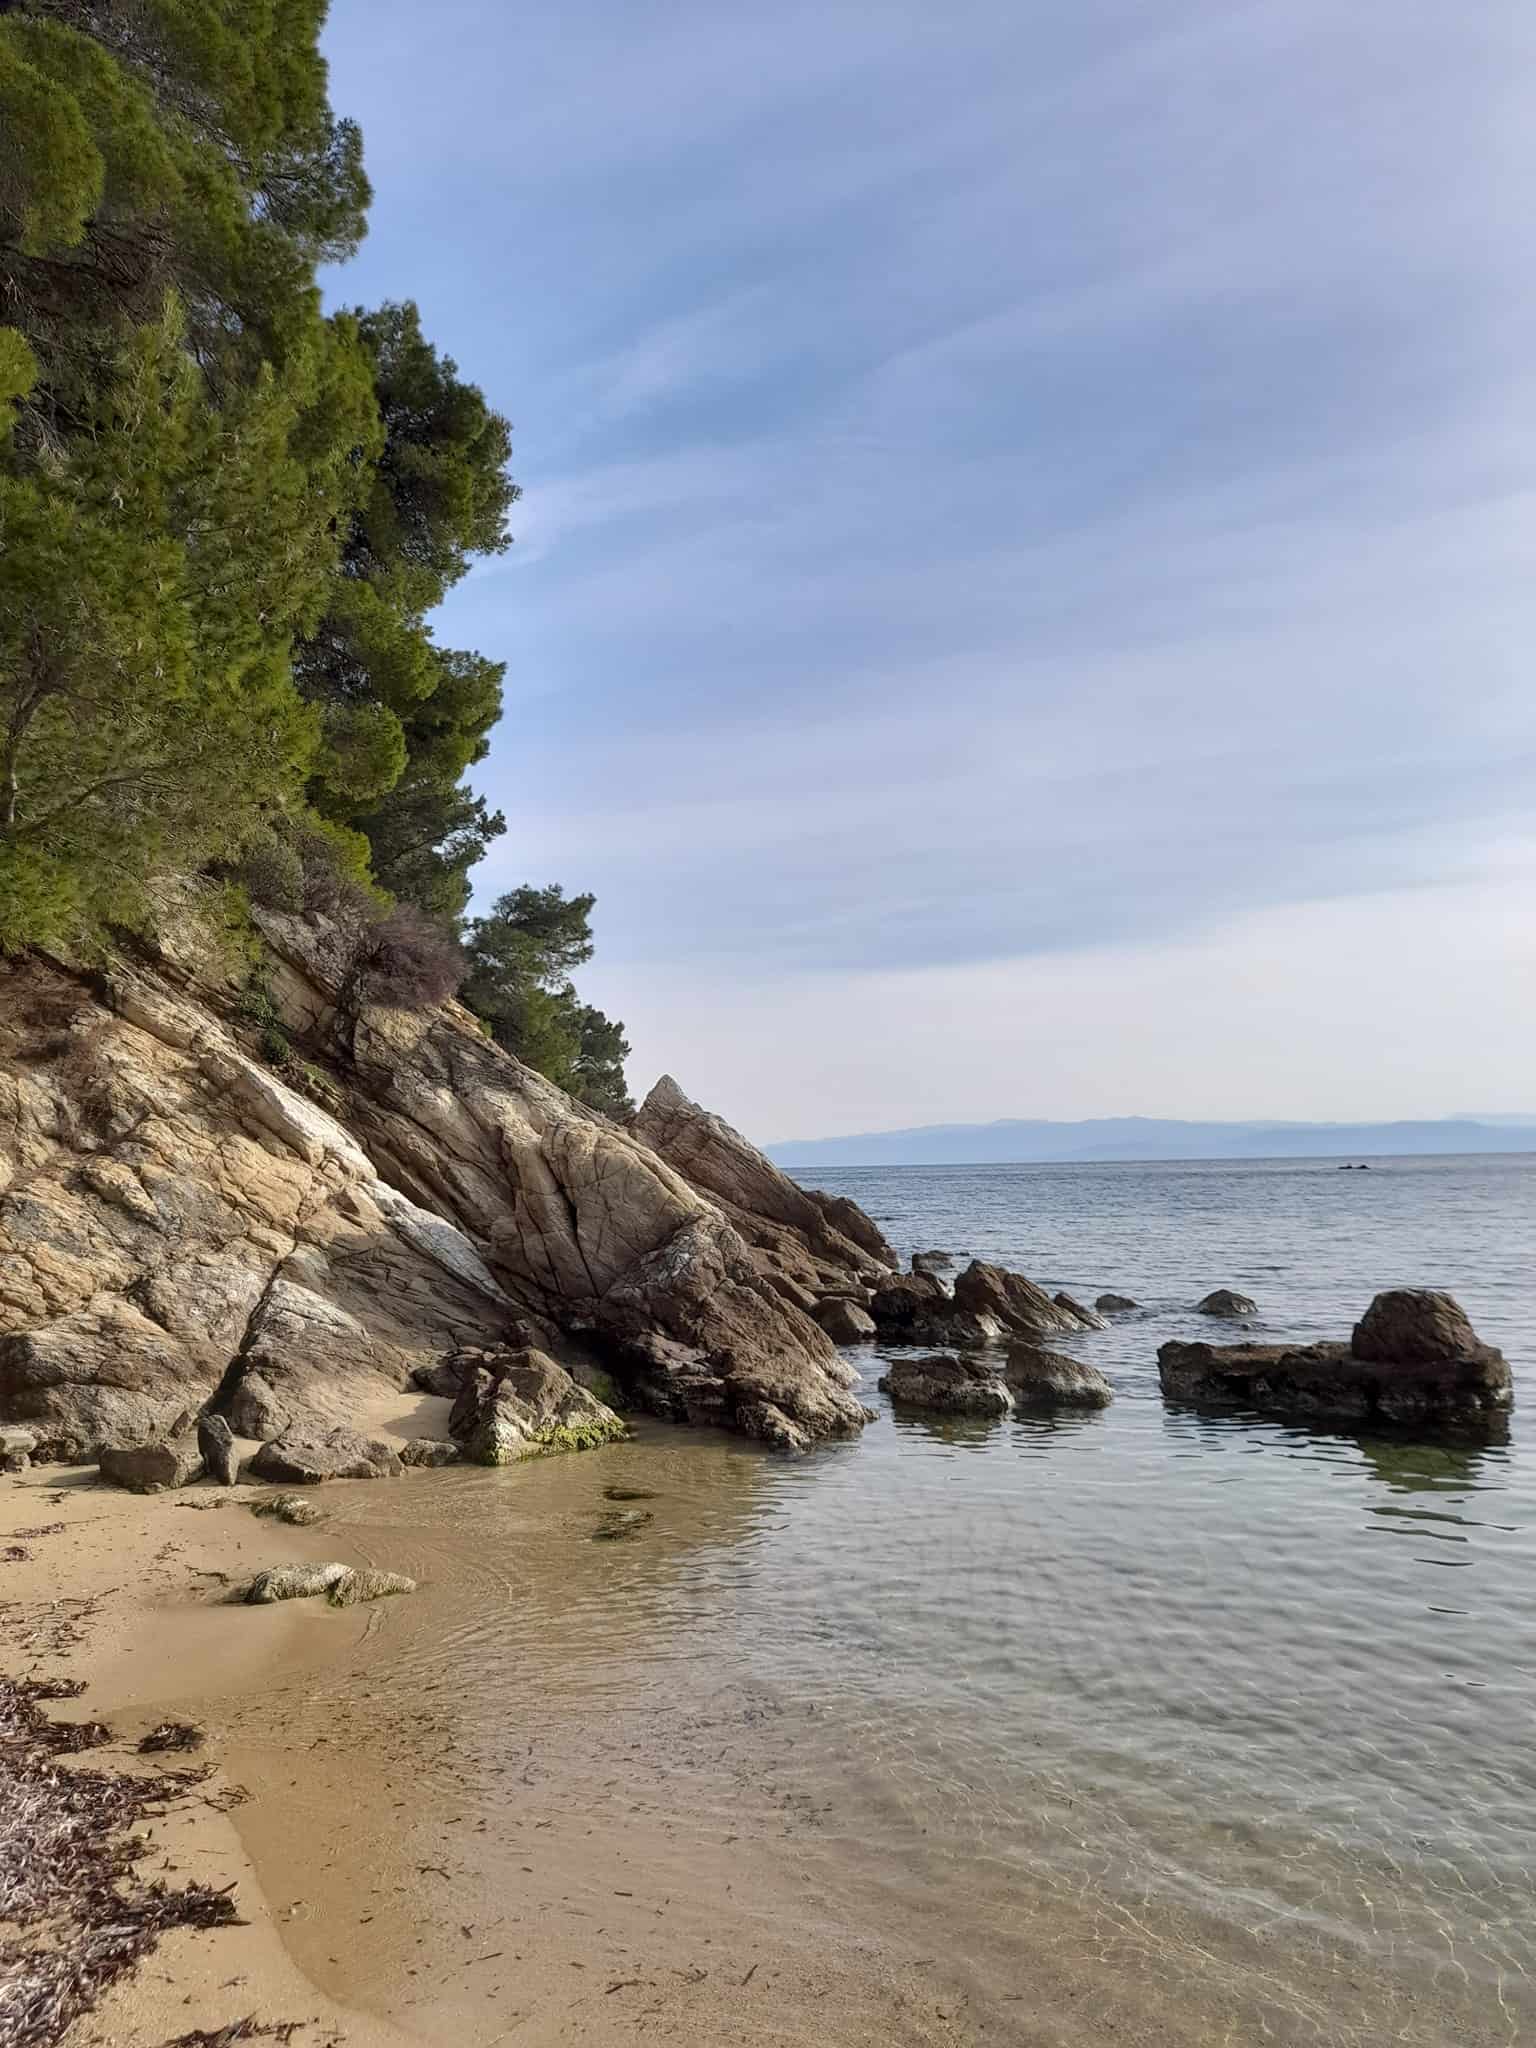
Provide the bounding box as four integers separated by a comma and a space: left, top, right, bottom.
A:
248, 1491, 324, 1526
878, 1355, 1013, 1417
593, 1507, 653, 1540
99, 1432, 203, 1493
603, 1484, 657, 1501
197, 1412, 240, 1486
911, 1250, 954, 1274
249, 1424, 402, 1484
1158, 1291, 1511, 1427
813, 1297, 877, 1344
1095, 1293, 1138, 1314
1196, 1289, 1257, 1318
1005, 1346, 1113, 1409
450, 1348, 627, 1465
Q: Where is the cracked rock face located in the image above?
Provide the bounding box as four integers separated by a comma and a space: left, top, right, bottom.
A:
0, 894, 884, 1459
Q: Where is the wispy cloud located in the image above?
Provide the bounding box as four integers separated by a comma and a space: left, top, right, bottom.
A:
323, 0, 1536, 1127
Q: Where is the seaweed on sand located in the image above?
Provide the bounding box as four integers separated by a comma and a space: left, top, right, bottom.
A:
0, 1674, 242, 2048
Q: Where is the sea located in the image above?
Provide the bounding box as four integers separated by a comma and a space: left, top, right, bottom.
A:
170, 1152, 1536, 2045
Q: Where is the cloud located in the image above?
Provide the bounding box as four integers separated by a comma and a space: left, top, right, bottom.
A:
322, 0, 1536, 1129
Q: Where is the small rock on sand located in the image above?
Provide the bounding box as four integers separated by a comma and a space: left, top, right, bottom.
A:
99, 1433, 203, 1493
242, 1562, 416, 1606
399, 1437, 461, 1467
249, 1492, 325, 1526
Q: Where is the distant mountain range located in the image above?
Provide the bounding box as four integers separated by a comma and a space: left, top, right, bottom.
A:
766, 1116, 1536, 1168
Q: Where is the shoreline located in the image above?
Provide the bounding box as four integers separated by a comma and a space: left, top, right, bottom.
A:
1, 1423, 999, 2048
5, 1348, 1527, 2048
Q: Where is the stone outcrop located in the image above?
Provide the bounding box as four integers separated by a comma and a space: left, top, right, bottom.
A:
0, 891, 890, 1460
447, 1347, 627, 1464
1196, 1289, 1256, 1317
630, 1075, 895, 1308
1095, 1293, 1138, 1313
878, 1355, 1014, 1417
1158, 1291, 1511, 1427
1005, 1346, 1113, 1409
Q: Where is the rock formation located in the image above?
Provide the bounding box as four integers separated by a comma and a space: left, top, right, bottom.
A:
447, 1347, 627, 1464
878, 1355, 1015, 1417
1157, 1290, 1511, 1427
1196, 1289, 1257, 1317
1005, 1346, 1113, 1409
1095, 1293, 1138, 1313
0, 888, 891, 1462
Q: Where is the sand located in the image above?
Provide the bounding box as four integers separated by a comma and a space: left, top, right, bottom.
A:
0, 1402, 989, 2048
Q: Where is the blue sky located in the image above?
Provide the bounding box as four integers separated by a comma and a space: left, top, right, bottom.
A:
321, 1, 1535, 1139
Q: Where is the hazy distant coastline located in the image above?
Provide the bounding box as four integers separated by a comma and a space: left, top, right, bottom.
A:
768, 1116, 1536, 1169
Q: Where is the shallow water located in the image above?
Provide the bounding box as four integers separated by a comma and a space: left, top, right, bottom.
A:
162, 1153, 1536, 2044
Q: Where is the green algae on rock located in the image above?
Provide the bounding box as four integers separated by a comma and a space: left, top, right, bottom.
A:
448, 1348, 628, 1465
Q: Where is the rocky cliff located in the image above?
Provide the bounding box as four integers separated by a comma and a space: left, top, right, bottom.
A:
0, 887, 892, 1461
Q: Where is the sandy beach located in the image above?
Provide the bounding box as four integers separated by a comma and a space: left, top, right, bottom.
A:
1, 1409, 997, 2048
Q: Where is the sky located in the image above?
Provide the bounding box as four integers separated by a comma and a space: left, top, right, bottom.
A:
320, 1, 1536, 1143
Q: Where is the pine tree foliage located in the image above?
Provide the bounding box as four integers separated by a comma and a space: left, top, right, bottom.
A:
463, 887, 634, 1117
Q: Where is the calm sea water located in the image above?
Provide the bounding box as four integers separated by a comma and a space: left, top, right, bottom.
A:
201, 1153, 1536, 2045
762, 1153, 1536, 2037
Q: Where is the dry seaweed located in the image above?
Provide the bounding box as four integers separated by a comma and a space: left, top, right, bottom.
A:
139, 1719, 206, 1754
0, 1674, 242, 2048
159, 2020, 307, 2046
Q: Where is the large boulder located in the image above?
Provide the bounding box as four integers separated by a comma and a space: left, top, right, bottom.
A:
99, 1431, 204, 1493
249, 1423, 403, 1484
878, 1355, 1013, 1417
1352, 1289, 1483, 1364
449, 1348, 627, 1465
1095, 1293, 1138, 1314
1005, 1346, 1113, 1409
1197, 1289, 1256, 1317
1158, 1291, 1511, 1428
